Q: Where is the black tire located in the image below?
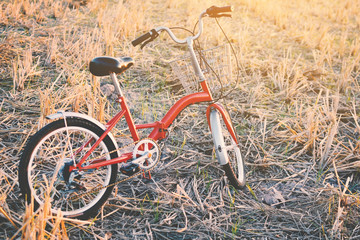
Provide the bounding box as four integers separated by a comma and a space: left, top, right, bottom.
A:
209, 110, 246, 189
18, 117, 118, 219
222, 162, 245, 189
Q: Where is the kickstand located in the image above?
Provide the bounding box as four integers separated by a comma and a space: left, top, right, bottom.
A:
142, 170, 152, 180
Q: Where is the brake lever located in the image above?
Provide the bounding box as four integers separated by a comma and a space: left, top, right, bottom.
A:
212, 13, 232, 18
140, 39, 153, 49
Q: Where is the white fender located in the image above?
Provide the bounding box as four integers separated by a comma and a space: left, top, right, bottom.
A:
46, 111, 119, 156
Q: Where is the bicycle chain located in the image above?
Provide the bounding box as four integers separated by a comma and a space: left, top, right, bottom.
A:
67, 138, 161, 201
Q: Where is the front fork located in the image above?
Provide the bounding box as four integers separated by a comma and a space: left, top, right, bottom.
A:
206, 103, 238, 144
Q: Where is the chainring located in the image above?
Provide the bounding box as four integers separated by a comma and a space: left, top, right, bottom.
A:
132, 139, 160, 170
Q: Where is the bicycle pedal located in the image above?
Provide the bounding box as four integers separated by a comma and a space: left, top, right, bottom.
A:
120, 162, 140, 176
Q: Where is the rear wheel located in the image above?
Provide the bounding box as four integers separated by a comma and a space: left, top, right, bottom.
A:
209, 110, 246, 189
18, 117, 118, 219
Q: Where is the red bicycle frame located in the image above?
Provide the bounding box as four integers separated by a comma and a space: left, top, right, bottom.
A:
70, 81, 213, 172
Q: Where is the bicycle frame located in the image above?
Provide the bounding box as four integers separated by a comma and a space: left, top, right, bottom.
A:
69, 13, 235, 173
69, 37, 215, 173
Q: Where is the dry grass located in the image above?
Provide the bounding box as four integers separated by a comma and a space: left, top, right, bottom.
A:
1, 0, 360, 239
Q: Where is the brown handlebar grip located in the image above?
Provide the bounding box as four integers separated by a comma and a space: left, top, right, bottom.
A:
132, 32, 151, 47
206, 5, 233, 15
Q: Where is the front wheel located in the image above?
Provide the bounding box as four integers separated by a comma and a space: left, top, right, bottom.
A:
209, 110, 246, 189
18, 117, 118, 219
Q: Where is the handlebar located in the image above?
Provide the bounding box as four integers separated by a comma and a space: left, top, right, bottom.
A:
132, 6, 233, 48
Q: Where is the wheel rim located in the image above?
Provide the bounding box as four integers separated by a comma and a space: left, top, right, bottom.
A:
227, 139, 245, 184
27, 126, 112, 216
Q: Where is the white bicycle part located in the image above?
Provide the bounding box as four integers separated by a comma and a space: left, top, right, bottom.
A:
132, 139, 160, 170
210, 110, 246, 187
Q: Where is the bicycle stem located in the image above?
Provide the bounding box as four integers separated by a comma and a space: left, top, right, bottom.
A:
187, 37, 206, 82
155, 11, 209, 86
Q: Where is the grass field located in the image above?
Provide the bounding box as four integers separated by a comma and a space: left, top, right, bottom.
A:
1, 0, 360, 239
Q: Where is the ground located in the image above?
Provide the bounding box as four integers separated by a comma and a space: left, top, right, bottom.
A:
1, 0, 360, 239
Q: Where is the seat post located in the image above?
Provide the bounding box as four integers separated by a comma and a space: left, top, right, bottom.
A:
110, 72, 123, 97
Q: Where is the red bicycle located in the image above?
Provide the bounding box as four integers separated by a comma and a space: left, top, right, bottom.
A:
18, 6, 245, 219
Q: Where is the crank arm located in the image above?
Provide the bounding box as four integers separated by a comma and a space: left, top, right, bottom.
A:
131, 152, 150, 164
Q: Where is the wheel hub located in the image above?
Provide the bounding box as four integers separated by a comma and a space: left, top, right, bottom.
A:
57, 158, 84, 191
58, 158, 74, 183
62, 161, 73, 183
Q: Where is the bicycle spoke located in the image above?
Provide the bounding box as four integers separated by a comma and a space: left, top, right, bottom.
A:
225, 142, 237, 152
149, 149, 157, 154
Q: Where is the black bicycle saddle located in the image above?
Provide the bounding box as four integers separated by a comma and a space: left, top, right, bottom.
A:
89, 56, 134, 76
